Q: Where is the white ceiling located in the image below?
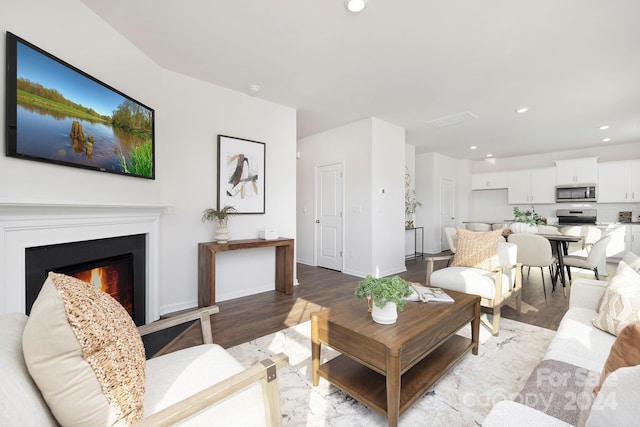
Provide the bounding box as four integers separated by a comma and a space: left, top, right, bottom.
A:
81, 0, 640, 160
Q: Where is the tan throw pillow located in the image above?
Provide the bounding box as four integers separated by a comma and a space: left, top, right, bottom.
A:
23, 272, 145, 426
451, 228, 502, 271
592, 261, 640, 336
594, 322, 640, 395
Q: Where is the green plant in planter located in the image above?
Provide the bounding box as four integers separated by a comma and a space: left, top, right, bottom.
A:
512, 206, 542, 226
201, 205, 238, 225
355, 275, 413, 310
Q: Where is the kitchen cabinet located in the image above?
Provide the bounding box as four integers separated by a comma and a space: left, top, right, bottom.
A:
629, 225, 640, 255
555, 157, 598, 185
471, 172, 508, 190
598, 159, 640, 203
507, 167, 556, 204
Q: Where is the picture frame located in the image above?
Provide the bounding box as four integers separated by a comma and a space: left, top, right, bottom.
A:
217, 135, 266, 214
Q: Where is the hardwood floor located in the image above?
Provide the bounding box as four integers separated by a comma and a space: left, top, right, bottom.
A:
158, 255, 615, 356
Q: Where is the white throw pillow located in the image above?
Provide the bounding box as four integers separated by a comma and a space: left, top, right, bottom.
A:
592, 261, 640, 336
585, 365, 640, 427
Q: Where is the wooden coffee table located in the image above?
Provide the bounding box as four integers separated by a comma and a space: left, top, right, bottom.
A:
310, 289, 480, 427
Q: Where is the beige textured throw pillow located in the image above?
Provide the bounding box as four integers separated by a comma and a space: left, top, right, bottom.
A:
451, 228, 502, 271
23, 272, 145, 426
592, 261, 640, 336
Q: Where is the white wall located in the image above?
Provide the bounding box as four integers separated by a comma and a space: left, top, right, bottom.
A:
297, 119, 372, 277
296, 118, 405, 278
415, 152, 471, 254
371, 118, 406, 277
1, 0, 297, 315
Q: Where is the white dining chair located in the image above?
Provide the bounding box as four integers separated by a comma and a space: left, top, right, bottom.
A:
466, 223, 492, 232
508, 233, 557, 298
562, 235, 611, 281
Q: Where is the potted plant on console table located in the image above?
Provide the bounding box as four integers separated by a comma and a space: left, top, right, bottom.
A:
202, 205, 237, 244
355, 275, 413, 324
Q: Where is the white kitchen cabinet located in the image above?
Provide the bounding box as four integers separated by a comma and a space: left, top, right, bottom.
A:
605, 224, 627, 259
507, 167, 556, 204
629, 224, 640, 255
555, 157, 598, 185
598, 159, 640, 203
471, 172, 508, 190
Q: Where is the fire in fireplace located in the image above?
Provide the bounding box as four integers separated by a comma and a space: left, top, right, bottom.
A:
25, 234, 146, 325
61, 254, 134, 316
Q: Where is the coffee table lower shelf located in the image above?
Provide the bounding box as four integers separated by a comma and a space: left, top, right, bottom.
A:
317, 334, 474, 418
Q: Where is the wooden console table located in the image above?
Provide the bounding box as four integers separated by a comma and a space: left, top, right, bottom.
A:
198, 238, 294, 306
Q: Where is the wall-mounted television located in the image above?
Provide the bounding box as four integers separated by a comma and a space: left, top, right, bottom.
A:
5, 32, 155, 179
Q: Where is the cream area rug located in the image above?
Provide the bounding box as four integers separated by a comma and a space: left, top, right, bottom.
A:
227, 317, 555, 427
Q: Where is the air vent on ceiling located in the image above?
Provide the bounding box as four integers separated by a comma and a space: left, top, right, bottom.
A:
427, 111, 478, 128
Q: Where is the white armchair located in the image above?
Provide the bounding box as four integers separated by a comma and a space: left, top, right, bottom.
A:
426, 239, 522, 335
1, 276, 288, 427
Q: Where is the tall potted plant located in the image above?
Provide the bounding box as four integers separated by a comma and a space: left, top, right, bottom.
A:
355, 275, 413, 324
202, 205, 237, 243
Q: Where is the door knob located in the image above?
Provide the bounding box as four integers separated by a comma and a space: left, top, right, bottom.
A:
315, 220, 320, 223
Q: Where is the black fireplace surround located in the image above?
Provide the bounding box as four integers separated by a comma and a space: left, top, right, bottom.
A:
25, 234, 146, 326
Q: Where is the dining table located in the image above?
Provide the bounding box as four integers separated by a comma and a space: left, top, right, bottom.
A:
535, 233, 583, 296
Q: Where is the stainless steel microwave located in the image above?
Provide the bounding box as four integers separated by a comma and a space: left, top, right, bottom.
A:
555, 184, 597, 202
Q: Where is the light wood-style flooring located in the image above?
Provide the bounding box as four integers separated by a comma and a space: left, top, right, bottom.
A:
158, 255, 615, 355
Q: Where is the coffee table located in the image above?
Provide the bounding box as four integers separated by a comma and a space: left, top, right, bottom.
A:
311, 289, 480, 427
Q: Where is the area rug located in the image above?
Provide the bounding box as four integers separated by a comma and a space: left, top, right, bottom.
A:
227, 318, 555, 426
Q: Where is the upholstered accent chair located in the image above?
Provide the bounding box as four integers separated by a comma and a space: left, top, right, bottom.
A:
444, 226, 457, 253
1, 273, 288, 427
426, 229, 522, 335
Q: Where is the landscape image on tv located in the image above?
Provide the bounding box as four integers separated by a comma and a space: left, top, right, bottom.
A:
5, 32, 155, 179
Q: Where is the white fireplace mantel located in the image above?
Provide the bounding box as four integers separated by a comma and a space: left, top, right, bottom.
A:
0, 200, 172, 323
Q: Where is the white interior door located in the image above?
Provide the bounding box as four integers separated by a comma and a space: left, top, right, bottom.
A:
440, 178, 455, 251
315, 163, 343, 270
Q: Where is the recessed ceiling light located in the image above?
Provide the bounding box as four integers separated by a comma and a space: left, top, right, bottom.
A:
602, 138, 612, 142
599, 125, 610, 130
486, 154, 493, 158
516, 107, 528, 114
345, 0, 366, 13
470, 146, 477, 150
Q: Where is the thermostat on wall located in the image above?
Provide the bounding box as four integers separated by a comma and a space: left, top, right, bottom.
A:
259, 228, 279, 240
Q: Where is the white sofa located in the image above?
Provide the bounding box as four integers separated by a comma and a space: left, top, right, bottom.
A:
483, 271, 639, 426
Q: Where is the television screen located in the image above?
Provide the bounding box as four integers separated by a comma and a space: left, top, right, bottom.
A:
5, 32, 155, 179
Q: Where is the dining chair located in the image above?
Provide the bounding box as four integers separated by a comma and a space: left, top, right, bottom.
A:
466, 222, 492, 232
563, 235, 611, 280
536, 225, 561, 235
562, 235, 611, 281
507, 233, 557, 298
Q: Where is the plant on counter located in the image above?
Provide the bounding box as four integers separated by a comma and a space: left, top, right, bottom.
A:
355, 275, 413, 310
513, 206, 545, 225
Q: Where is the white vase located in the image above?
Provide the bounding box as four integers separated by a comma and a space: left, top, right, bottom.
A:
214, 220, 230, 243
371, 301, 398, 324
510, 222, 538, 234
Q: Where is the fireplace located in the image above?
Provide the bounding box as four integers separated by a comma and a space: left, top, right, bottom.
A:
0, 201, 167, 323
25, 234, 146, 326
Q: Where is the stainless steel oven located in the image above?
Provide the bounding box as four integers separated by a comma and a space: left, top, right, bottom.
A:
556, 209, 597, 226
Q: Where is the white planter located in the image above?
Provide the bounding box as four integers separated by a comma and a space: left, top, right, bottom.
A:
510, 222, 538, 234
214, 221, 230, 243
371, 301, 398, 324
